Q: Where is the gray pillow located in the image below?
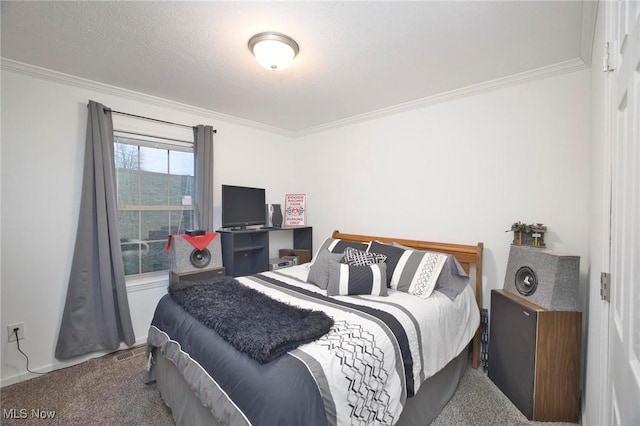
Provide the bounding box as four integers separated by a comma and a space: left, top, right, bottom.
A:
433, 256, 470, 301
307, 249, 344, 289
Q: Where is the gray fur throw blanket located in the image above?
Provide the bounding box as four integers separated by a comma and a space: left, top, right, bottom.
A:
169, 276, 334, 364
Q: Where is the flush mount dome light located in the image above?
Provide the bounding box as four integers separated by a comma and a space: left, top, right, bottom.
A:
248, 32, 299, 71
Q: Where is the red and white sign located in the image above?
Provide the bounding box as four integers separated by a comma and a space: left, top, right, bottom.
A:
284, 194, 306, 227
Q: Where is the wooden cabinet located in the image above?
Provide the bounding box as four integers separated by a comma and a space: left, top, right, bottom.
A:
170, 267, 225, 283
219, 227, 312, 277
488, 290, 581, 423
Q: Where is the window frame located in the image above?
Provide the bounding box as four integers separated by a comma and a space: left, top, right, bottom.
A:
112, 117, 195, 281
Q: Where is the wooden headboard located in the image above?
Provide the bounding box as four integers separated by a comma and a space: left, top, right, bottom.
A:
331, 230, 484, 369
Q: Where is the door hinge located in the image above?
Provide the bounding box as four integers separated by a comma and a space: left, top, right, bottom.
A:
600, 272, 611, 302
603, 42, 614, 72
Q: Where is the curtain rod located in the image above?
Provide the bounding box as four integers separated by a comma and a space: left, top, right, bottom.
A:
108, 109, 217, 133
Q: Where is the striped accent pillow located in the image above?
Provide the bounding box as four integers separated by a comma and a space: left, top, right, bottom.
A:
393, 242, 469, 300
366, 241, 407, 287
368, 241, 448, 298
327, 262, 388, 296
392, 249, 448, 298
342, 247, 387, 266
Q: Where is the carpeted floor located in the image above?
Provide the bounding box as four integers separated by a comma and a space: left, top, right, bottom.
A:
431, 364, 578, 426
0, 346, 579, 425
0, 347, 173, 426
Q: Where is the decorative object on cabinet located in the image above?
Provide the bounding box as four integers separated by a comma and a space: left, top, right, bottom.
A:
284, 194, 306, 226
506, 221, 547, 247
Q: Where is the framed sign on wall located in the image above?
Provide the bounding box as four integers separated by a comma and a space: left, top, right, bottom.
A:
284, 194, 306, 227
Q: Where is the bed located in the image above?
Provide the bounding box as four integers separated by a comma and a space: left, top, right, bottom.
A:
146, 230, 483, 426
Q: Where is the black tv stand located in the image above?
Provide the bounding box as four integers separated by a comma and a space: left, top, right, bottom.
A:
218, 226, 312, 277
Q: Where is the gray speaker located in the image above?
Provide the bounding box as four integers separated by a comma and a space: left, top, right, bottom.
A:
265, 204, 283, 228
170, 234, 223, 274
504, 245, 580, 311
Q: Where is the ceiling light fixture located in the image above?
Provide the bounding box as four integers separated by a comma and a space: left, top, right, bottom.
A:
248, 32, 299, 71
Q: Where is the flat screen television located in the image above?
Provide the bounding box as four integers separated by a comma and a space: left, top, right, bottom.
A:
221, 184, 266, 229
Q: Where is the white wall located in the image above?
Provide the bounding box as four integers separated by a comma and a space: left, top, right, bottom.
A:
298, 70, 592, 311
0, 68, 298, 385
1, 64, 592, 388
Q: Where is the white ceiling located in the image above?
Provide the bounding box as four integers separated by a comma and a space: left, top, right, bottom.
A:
0, 1, 595, 135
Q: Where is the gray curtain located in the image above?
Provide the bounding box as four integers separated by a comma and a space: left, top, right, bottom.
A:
193, 125, 215, 231
55, 100, 135, 359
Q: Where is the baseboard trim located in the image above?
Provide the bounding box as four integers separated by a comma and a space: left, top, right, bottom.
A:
0, 337, 148, 388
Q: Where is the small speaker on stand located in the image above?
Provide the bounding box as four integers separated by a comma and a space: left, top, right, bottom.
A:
265, 204, 283, 228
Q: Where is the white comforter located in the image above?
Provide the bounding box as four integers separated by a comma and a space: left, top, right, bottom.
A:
236, 264, 480, 424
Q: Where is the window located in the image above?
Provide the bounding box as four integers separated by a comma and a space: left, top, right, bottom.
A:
114, 132, 194, 276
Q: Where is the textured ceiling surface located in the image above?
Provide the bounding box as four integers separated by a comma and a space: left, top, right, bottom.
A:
0, 1, 590, 133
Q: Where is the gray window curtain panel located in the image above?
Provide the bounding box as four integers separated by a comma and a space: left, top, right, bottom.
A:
193, 125, 214, 231
55, 100, 135, 359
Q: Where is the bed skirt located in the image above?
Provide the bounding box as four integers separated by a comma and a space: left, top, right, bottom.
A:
152, 344, 469, 426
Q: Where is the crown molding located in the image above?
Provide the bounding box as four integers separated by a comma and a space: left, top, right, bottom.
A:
295, 57, 589, 137
3, 57, 588, 139
0, 58, 296, 137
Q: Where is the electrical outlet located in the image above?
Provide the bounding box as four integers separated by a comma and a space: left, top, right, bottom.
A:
7, 323, 25, 342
